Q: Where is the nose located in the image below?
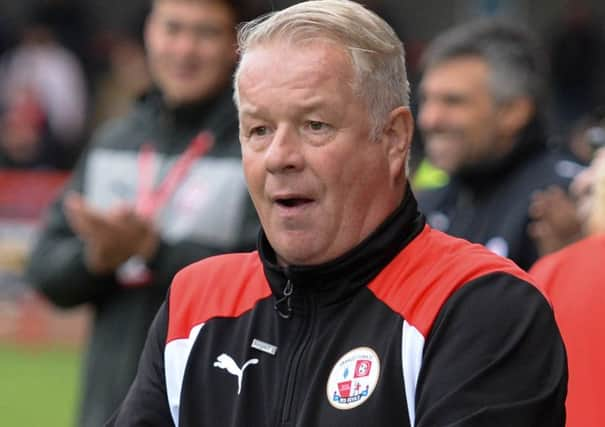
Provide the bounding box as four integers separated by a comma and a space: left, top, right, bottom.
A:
265, 126, 304, 174
173, 32, 199, 58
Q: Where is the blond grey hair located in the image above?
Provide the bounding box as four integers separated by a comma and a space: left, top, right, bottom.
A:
233, 0, 409, 140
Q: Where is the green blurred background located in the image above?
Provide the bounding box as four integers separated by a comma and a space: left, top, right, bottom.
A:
0, 344, 81, 426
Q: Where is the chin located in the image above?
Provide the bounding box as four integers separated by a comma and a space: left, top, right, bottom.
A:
275, 244, 318, 266
165, 91, 201, 105
163, 82, 211, 102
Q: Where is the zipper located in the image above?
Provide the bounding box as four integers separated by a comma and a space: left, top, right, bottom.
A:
274, 279, 294, 319
278, 293, 316, 426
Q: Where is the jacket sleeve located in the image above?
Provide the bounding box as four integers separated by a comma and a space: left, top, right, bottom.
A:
414, 273, 567, 427
106, 300, 174, 426
25, 156, 119, 308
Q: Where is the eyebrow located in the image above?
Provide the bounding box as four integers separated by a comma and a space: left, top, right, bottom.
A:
238, 103, 263, 118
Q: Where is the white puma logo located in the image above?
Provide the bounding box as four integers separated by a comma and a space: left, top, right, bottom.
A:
213, 353, 259, 395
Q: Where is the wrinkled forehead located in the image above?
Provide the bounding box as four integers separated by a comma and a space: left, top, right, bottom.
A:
239, 38, 352, 87
238, 38, 355, 90
235, 39, 360, 120
236, 36, 354, 92
241, 31, 352, 63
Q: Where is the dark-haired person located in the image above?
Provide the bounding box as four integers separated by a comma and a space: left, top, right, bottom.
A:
417, 18, 583, 270
26, 1, 258, 425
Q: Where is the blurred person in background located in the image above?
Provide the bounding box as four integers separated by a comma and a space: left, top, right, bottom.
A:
90, 30, 151, 128
548, 0, 605, 138
416, 18, 582, 270
0, 2, 88, 169
26, 0, 259, 425
88, 5, 152, 128
528, 109, 605, 255
530, 147, 605, 427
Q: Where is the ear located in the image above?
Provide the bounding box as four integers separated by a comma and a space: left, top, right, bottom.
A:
382, 106, 414, 182
498, 96, 535, 138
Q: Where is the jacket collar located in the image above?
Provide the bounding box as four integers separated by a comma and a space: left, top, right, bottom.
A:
259, 187, 426, 312
139, 86, 234, 128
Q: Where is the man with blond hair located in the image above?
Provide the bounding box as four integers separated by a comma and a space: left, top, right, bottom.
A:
109, 1, 566, 425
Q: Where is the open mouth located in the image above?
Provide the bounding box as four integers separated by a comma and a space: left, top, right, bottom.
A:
275, 198, 313, 207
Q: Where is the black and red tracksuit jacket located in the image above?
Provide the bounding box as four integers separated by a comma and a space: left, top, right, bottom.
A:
109, 191, 567, 426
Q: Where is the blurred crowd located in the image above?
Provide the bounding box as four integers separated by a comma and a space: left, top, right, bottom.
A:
0, 0, 604, 172
0, 0, 148, 169
0, 1, 603, 171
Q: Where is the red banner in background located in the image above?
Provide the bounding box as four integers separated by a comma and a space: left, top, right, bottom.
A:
0, 170, 70, 221
0, 169, 88, 347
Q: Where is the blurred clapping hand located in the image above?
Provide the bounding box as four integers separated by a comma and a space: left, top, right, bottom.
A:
528, 185, 583, 256
529, 147, 605, 256
63, 192, 159, 275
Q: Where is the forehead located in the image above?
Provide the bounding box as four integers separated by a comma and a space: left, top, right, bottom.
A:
422, 56, 490, 95
237, 40, 355, 107
151, 0, 236, 25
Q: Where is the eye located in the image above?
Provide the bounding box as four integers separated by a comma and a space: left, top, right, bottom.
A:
164, 21, 182, 36
249, 126, 269, 137
307, 121, 328, 132
442, 93, 467, 106
251, 126, 268, 136
193, 24, 224, 40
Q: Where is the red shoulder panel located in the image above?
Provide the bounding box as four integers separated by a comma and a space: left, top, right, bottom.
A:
167, 252, 271, 342
368, 225, 535, 338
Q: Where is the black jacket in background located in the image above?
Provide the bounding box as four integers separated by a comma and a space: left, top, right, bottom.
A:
418, 119, 583, 270
26, 88, 259, 427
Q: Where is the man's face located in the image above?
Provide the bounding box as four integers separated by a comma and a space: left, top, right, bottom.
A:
145, 0, 237, 105
237, 40, 407, 266
418, 57, 505, 174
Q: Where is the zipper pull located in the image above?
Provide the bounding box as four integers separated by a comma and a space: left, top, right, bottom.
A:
274, 279, 293, 319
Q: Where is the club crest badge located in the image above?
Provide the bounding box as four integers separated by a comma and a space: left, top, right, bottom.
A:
326, 347, 380, 410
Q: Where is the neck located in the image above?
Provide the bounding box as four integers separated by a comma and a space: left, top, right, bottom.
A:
455, 116, 546, 187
